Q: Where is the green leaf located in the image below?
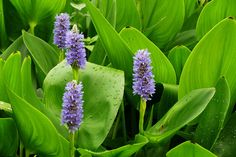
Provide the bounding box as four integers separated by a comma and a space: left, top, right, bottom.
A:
0, 118, 18, 156
179, 18, 236, 113
98, 0, 116, 26
20, 56, 68, 138
10, 0, 66, 25
145, 88, 215, 143
141, 0, 185, 48
1, 36, 28, 60
22, 31, 59, 79
83, 0, 133, 82
0, 101, 12, 114
212, 112, 236, 157
195, 77, 230, 149
7, 89, 61, 156
196, 0, 236, 39
0, 58, 7, 102
168, 46, 190, 83
43, 61, 125, 150
116, 0, 141, 32
0, 0, 8, 50
184, 0, 198, 18
78, 134, 148, 157
166, 141, 217, 157
3, 52, 22, 98
120, 27, 176, 84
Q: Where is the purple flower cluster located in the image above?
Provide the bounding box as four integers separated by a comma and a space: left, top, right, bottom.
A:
65, 30, 86, 69
61, 80, 84, 133
53, 13, 70, 49
132, 49, 155, 101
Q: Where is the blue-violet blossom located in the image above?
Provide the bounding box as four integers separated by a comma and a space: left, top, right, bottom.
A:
61, 80, 84, 133
132, 49, 155, 101
53, 13, 70, 49
65, 28, 86, 69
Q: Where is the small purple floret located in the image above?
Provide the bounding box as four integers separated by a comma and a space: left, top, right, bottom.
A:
53, 13, 70, 49
65, 30, 86, 69
61, 80, 84, 133
132, 49, 155, 101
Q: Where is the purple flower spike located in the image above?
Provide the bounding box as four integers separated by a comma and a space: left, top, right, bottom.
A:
65, 28, 86, 69
61, 80, 84, 133
132, 49, 155, 101
53, 13, 70, 49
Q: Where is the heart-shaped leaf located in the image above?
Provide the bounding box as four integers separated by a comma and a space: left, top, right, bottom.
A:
43, 61, 125, 150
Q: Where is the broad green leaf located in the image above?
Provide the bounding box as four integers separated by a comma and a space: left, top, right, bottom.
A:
43, 61, 125, 150
168, 46, 190, 83
10, 0, 66, 25
22, 31, 58, 79
98, 0, 116, 26
116, 0, 140, 32
195, 77, 230, 149
7, 89, 61, 156
166, 141, 217, 157
3, 52, 22, 98
196, 0, 236, 39
145, 88, 215, 143
184, 0, 198, 18
0, 118, 18, 156
78, 134, 148, 157
120, 27, 176, 84
1, 36, 28, 60
179, 18, 236, 113
0, 58, 7, 102
157, 84, 178, 120
0, 0, 8, 50
212, 112, 236, 157
21, 56, 68, 138
83, 0, 133, 82
89, 39, 108, 65
141, 0, 185, 48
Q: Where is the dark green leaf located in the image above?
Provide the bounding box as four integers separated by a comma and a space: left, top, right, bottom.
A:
212, 112, 236, 157
0, 0, 8, 50
0, 118, 18, 156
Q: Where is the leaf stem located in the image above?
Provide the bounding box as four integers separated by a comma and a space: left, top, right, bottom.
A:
29, 22, 37, 35
69, 132, 75, 157
139, 98, 146, 134
120, 100, 127, 141
20, 141, 24, 157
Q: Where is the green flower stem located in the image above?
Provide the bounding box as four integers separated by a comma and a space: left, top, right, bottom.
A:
29, 22, 37, 35
20, 141, 24, 157
25, 149, 30, 157
72, 65, 79, 81
139, 98, 147, 134
59, 49, 65, 62
121, 101, 127, 141
69, 132, 75, 157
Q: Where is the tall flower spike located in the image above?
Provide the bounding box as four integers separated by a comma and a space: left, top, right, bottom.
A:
65, 25, 86, 69
61, 80, 84, 133
53, 13, 70, 49
133, 49, 155, 101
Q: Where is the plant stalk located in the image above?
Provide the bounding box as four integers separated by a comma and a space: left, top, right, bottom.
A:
139, 98, 146, 134
69, 132, 75, 157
